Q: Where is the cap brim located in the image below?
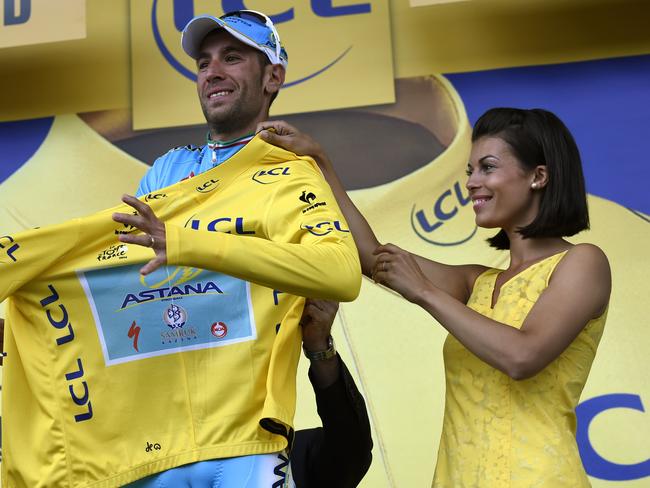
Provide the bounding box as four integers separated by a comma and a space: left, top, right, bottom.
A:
181, 15, 266, 60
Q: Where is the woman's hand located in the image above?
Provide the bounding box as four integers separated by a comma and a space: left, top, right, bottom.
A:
372, 243, 436, 304
256, 120, 326, 163
112, 194, 167, 275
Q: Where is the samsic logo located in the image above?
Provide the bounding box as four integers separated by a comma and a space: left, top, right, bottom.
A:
252, 167, 291, 185
410, 181, 477, 246
301, 220, 350, 236
151, 0, 371, 86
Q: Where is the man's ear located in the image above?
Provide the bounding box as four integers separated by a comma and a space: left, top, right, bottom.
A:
264, 64, 285, 98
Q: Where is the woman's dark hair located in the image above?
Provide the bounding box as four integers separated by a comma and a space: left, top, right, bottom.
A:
471, 108, 589, 249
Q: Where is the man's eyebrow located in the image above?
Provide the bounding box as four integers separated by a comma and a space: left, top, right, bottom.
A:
198, 45, 244, 59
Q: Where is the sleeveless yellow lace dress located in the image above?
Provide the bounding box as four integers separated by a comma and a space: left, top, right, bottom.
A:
433, 251, 607, 487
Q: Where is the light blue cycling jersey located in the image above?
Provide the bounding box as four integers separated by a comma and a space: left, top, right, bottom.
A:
136, 133, 254, 196
126, 453, 295, 488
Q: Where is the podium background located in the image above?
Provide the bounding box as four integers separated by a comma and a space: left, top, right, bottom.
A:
1, 1, 649, 486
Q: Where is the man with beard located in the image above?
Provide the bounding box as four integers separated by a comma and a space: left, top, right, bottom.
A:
110, 9, 362, 488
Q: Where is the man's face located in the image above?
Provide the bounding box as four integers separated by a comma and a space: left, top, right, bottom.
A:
196, 29, 270, 136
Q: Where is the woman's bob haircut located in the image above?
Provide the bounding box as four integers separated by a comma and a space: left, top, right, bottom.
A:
471, 108, 590, 250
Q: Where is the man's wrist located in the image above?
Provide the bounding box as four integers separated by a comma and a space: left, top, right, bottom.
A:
303, 335, 336, 361
311, 150, 331, 170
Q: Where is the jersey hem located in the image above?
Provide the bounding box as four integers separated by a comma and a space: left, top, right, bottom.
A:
85, 441, 288, 488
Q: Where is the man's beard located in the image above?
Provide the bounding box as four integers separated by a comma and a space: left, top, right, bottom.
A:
201, 87, 264, 138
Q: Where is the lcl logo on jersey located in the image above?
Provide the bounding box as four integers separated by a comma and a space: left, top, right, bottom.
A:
151, 0, 371, 86
185, 216, 256, 235
196, 178, 220, 193
252, 167, 291, 185
0, 235, 20, 263
301, 220, 350, 236
144, 192, 167, 202
411, 181, 477, 246
40, 284, 93, 423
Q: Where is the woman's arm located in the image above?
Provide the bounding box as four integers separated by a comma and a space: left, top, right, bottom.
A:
373, 243, 611, 379
257, 121, 484, 303
258, 122, 378, 276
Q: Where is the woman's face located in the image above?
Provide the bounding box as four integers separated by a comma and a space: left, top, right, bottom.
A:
466, 136, 538, 232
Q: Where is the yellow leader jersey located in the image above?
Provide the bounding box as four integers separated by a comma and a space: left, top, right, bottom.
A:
0, 135, 361, 487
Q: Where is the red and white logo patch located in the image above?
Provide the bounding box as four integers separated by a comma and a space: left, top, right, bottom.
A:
211, 322, 228, 339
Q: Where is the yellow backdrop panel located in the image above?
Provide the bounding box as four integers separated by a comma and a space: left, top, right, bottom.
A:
130, 0, 395, 130
2, 1, 649, 124
0, 0, 85, 48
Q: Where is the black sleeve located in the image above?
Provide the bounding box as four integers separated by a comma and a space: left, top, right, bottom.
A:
291, 355, 373, 488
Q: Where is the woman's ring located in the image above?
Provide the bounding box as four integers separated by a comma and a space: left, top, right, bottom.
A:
149, 235, 155, 248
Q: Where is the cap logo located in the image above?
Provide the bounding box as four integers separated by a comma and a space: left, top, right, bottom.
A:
151, 0, 351, 88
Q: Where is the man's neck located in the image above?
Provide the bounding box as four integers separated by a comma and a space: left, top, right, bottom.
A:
208, 115, 267, 143
207, 131, 255, 147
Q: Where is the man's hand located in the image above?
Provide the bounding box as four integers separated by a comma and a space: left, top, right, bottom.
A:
300, 299, 340, 389
256, 120, 326, 161
300, 299, 338, 352
112, 194, 167, 275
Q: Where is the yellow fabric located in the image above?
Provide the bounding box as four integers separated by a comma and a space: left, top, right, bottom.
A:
434, 250, 607, 487
0, 135, 360, 487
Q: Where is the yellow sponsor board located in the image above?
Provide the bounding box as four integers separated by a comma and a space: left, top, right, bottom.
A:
392, 0, 650, 77
0, 0, 85, 48
130, 0, 395, 130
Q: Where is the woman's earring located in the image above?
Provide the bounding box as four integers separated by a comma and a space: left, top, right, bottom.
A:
531, 182, 538, 189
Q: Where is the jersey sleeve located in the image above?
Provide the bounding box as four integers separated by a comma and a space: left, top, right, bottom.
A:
0, 223, 80, 302
165, 158, 361, 302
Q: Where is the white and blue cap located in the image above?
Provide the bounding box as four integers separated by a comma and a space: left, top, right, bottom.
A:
181, 10, 288, 68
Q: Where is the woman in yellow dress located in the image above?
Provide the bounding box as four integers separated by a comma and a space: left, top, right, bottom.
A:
258, 107, 611, 487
